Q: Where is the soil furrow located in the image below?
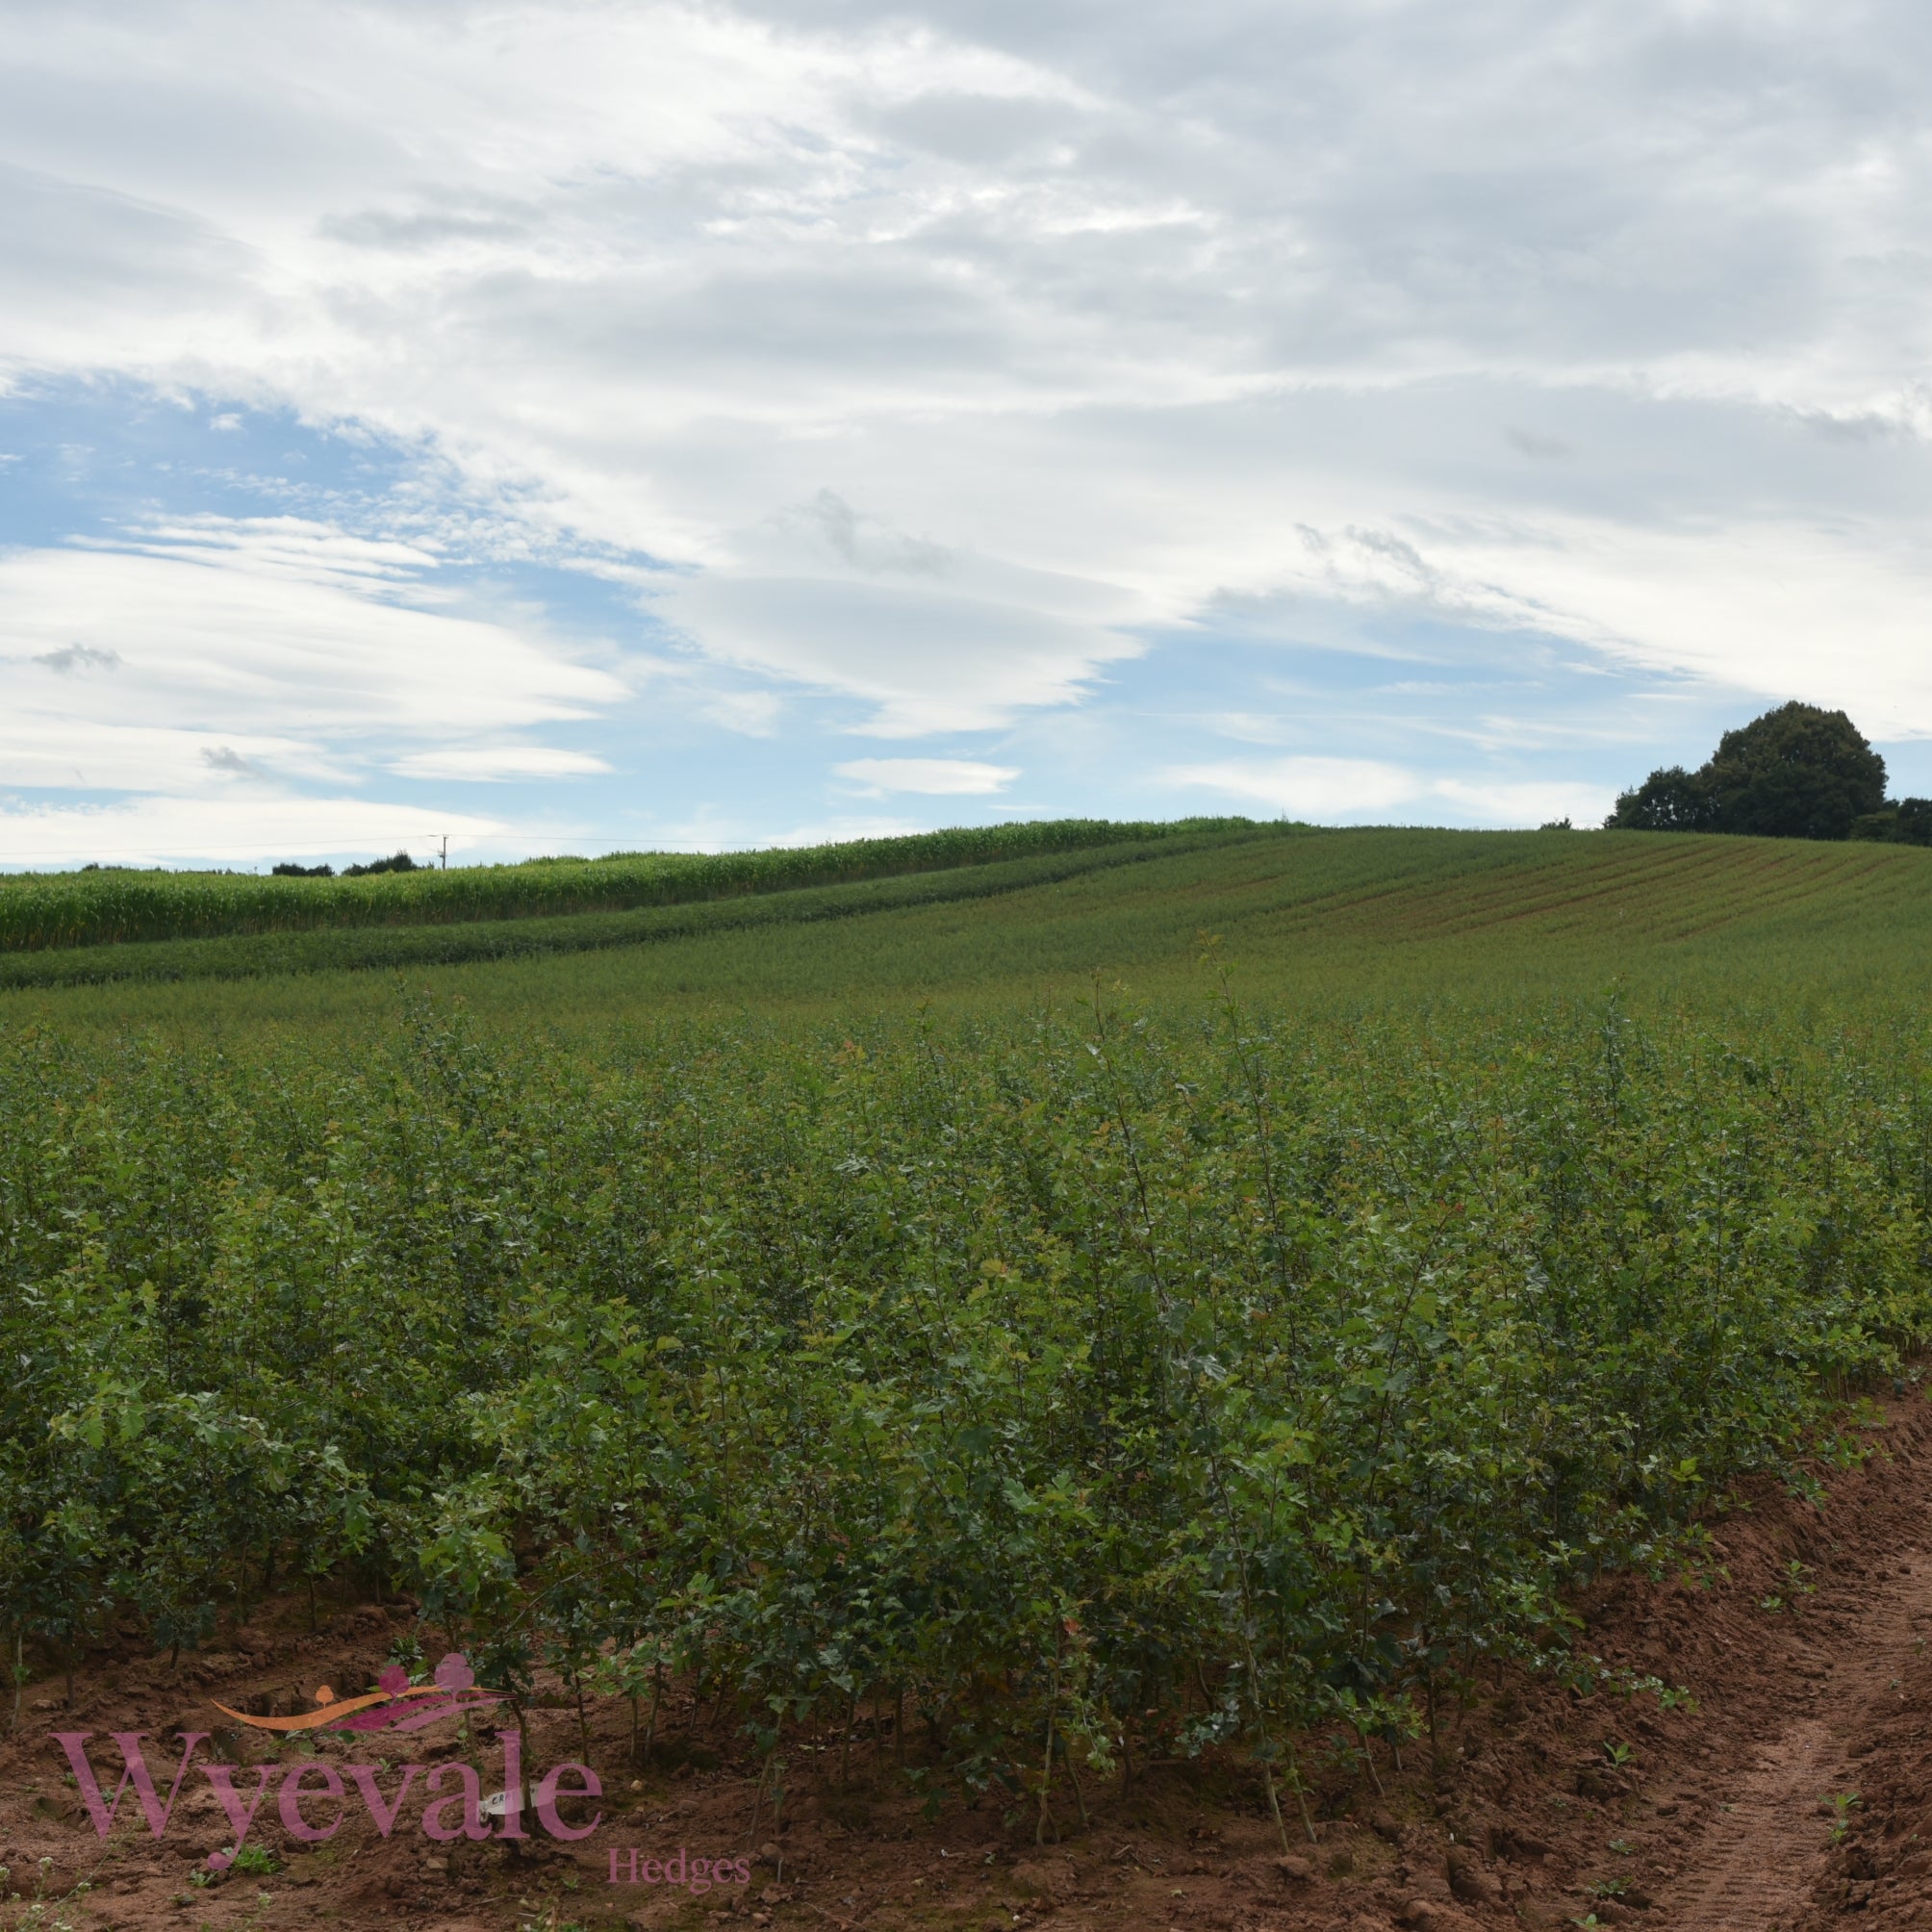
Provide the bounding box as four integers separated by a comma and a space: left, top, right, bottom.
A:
1660, 1542, 1932, 1929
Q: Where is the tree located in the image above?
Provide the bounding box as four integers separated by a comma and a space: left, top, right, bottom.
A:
1604, 766, 1716, 832
1606, 702, 1889, 841
1703, 702, 1887, 840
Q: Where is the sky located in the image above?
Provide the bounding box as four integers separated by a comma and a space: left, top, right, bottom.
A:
4, 0, 1932, 867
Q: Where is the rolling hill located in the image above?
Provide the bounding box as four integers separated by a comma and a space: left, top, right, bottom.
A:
8, 821, 1929, 1033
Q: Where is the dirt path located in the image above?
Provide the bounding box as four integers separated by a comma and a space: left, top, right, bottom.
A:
1662, 1539, 1931, 1928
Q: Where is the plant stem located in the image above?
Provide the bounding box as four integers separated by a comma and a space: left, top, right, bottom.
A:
1036, 1668, 1057, 1847
643, 1664, 663, 1766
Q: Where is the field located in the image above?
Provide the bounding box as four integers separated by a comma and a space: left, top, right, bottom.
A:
4, 822, 1932, 1929
9, 820, 1932, 1020
0, 818, 1248, 954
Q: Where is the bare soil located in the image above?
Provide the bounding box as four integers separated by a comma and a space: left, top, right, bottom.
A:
9, 1395, 1932, 1932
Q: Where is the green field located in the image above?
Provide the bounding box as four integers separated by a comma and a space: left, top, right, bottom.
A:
0, 816, 1246, 953
11, 821, 1930, 1030
3, 822, 1929, 1822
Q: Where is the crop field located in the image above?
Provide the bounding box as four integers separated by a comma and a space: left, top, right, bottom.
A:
13, 819, 1930, 1029
0, 816, 1248, 953
4, 822, 1931, 1855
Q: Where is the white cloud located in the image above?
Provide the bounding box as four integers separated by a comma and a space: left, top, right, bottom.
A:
834, 757, 1020, 794
0, 720, 344, 792
653, 494, 1145, 733
0, 794, 499, 869
1167, 758, 1615, 828
697, 689, 785, 737
1167, 757, 1422, 819
4, 0, 1932, 804
389, 746, 612, 781
1432, 778, 1616, 827
0, 518, 627, 797
665, 572, 1136, 734
1436, 517, 1932, 743
619, 808, 931, 852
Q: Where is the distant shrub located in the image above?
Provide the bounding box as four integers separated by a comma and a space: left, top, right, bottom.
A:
342, 852, 419, 877
1851, 798, 1932, 847
271, 862, 335, 878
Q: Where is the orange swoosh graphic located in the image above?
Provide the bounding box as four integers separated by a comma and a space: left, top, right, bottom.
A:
211, 1686, 448, 1732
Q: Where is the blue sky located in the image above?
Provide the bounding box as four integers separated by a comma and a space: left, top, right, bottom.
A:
3, 1, 1932, 867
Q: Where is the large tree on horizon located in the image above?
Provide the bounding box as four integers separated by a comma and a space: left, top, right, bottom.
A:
1606, 701, 1889, 840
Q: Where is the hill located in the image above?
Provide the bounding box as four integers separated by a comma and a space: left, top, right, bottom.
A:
12, 821, 1931, 1032
0, 817, 1252, 953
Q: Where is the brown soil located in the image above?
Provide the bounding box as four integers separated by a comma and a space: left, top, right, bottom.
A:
8, 1393, 1932, 1932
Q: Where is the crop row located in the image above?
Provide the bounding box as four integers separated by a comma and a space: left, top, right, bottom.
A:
4, 987, 1927, 1810
0, 817, 1261, 953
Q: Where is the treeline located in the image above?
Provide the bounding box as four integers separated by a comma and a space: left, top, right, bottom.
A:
3, 991, 1926, 1803
0, 818, 1259, 954
271, 852, 420, 879
1607, 701, 1932, 844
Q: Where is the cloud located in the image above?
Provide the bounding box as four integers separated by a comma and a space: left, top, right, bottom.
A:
390, 746, 612, 781
1432, 778, 1617, 826
0, 794, 500, 869
5, 0, 1932, 832
697, 689, 784, 736
1166, 757, 1421, 819
1504, 427, 1570, 460
1167, 758, 1615, 828
834, 756, 1020, 794
792, 491, 952, 577
665, 572, 1137, 734
0, 720, 342, 792
33, 642, 121, 674
653, 493, 1146, 733
0, 519, 627, 793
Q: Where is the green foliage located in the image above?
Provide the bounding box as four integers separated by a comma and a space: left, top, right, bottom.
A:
3, 966, 1930, 1799
1603, 764, 1716, 832
0, 818, 1258, 953
1827, 1791, 1863, 1844
1607, 701, 1889, 840
1852, 798, 1932, 847
340, 852, 419, 878
1704, 703, 1888, 838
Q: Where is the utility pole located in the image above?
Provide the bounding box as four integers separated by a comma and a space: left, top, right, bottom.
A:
439, 833, 448, 871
